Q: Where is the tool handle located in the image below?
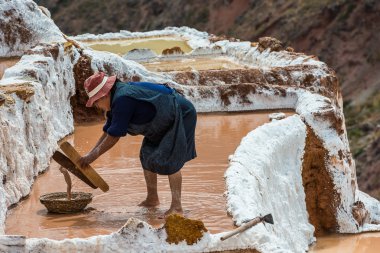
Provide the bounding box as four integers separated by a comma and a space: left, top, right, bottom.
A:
220, 217, 262, 241
60, 141, 109, 192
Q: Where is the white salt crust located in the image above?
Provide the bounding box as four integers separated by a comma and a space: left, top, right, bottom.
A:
0, 0, 64, 57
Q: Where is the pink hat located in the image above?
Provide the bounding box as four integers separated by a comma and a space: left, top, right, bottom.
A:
84, 72, 116, 107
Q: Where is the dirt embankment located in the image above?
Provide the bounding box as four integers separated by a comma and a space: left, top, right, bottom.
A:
71, 54, 103, 123
302, 126, 339, 236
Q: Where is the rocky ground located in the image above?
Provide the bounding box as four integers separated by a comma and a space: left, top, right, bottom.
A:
34, 0, 380, 199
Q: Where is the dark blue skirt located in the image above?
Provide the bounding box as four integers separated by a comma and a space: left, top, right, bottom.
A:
176, 94, 197, 163
138, 93, 197, 175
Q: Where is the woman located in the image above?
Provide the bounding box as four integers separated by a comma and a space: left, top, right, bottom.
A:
79, 72, 197, 216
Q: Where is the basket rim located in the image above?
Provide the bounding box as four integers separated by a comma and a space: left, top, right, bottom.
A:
39, 192, 93, 203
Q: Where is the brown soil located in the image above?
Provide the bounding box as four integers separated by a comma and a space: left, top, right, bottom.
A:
0, 8, 33, 49
71, 53, 147, 123
302, 126, 339, 236
217, 83, 256, 106
71, 54, 102, 122
313, 107, 344, 135
351, 201, 370, 227
257, 37, 284, 52
162, 46, 184, 55
172, 67, 338, 101
165, 214, 207, 245
207, 0, 250, 36
0, 83, 35, 103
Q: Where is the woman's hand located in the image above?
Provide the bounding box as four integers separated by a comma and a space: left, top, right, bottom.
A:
79, 153, 97, 169
78, 134, 119, 169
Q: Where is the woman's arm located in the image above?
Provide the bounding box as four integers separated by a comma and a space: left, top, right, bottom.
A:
79, 134, 120, 168
94, 132, 108, 150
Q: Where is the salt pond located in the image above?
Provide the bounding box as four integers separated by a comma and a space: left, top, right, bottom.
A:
84, 37, 193, 55
6, 111, 285, 239
143, 56, 248, 72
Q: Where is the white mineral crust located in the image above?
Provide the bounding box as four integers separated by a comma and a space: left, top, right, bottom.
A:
1, 1, 380, 252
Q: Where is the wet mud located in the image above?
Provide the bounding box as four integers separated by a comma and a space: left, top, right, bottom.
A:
6, 111, 285, 239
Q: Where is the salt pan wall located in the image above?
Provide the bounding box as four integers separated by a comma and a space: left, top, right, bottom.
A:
0, 43, 79, 233
225, 115, 313, 252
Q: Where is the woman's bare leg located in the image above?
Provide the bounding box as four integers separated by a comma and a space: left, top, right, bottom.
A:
165, 170, 183, 216
138, 169, 160, 207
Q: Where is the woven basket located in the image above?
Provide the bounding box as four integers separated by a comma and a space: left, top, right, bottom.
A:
40, 192, 93, 213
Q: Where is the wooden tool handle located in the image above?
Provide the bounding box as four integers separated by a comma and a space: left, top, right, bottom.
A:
60, 141, 109, 192
220, 217, 262, 241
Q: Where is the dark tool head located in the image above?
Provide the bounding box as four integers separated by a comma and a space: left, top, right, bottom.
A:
262, 214, 274, 225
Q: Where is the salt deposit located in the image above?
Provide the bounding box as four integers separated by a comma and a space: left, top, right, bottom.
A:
225, 115, 313, 252
0, 0, 64, 57
0, 43, 79, 235
1, 0, 380, 252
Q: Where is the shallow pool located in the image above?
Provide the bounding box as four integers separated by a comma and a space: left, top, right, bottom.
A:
84, 37, 192, 55
143, 56, 248, 72
6, 111, 284, 239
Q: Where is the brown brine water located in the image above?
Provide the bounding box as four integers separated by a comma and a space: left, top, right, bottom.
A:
6, 112, 283, 239
309, 233, 380, 253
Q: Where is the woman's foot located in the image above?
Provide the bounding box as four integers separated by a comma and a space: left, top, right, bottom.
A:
138, 197, 160, 207
164, 206, 183, 216
157, 205, 183, 219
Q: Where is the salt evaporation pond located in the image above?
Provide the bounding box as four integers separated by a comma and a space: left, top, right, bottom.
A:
143, 56, 248, 72
84, 36, 193, 55
6, 111, 289, 240
309, 232, 380, 253
5, 81, 378, 251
